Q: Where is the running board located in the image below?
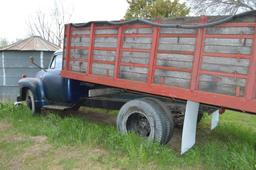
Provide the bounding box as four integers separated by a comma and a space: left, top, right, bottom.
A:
42, 105, 72, 111
181, 101, 199, 155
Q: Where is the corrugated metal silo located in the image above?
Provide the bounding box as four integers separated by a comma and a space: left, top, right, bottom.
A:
0, 36, 59, 101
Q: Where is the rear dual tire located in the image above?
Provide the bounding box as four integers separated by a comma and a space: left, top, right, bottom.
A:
117, 98, 174, 144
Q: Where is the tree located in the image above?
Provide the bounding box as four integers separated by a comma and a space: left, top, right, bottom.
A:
0, 38, 9, 48
124, 0, 190, 19
27, 0, 72, 47
186, 0, 256, 15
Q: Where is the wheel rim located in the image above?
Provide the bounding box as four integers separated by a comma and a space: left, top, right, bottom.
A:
126, 111, 151, 137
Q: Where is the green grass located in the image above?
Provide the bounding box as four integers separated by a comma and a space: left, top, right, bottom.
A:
0, 103, 255, 170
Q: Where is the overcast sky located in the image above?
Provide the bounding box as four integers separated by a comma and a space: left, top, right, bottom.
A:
0, 0, 129, 42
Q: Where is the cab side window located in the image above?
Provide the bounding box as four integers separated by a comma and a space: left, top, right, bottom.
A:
49, 54, 62, 70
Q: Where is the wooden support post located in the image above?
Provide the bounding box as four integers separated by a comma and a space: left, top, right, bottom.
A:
190, 16, 207, 91
148, 26, 160, 84
114, 26, 124, 79
245, 26, 256, 99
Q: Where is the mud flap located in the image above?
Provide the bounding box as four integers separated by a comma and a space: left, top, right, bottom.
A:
181, 101, 199, 154
211, 109, 220, 130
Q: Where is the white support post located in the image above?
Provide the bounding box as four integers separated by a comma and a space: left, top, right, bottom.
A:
1, 52, 6, 86
40, 51, 44, 69
181, 100, 200, 155
211, 109, 220, 130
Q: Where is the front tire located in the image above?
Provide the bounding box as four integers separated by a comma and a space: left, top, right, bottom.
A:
25, 89, 38, 114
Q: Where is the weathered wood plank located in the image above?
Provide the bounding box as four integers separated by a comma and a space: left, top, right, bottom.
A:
119, 71, 147, 82
199, 82, 244, 96
93, 50, 116, 61
200, 74, 246, 86
201, 64, 248, 74
205, 38, 253, 47
158, 44, 195, 51
124, 28, 153, 34
123, 37, 152, 43
204, 45, 251, 54
120, 66, 148, 74
154, 69, 191, 88
122, 51, 150, 58
92, 63, 114, 77
157, 54, 193, 69
70, 49, 88, 59
119, 66, 148, 82
95, 29, 118, 34
71, 37, 90, 46
202, 56, 249, 66
95, 37, 117, 43
159, 37, 196, 45
71, 61, 87, 73
207, 27, 254, 34
199, 75, 246, 96
157, 53, 193, 62
120, 66, 148, 81
123, 43, 152, 49
154, 76, 191, 88
72, 29, 90, 35
154, 69, 191, 79
160, 28, 196, 34
202, 56, 249, 74
157, 60, 192, 69
94, 42, 117, 48
122, 52, 150, 64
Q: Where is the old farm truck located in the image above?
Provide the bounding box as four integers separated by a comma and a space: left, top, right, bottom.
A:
17, 11, 256, 154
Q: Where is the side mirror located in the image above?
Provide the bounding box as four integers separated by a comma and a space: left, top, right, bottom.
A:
29, 56, 34, 64
29, 56, 47, 72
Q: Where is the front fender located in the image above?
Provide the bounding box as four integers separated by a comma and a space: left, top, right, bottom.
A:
18, 78, 47, 108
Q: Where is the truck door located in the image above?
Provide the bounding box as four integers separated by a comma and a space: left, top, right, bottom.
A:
42, 53, 68, 102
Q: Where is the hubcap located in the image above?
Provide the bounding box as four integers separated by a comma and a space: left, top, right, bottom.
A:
126, 112, 151, 137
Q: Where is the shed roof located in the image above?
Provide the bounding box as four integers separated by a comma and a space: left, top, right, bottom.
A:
0, 36, 59, 51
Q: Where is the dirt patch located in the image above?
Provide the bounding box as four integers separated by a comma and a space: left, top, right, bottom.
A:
3, 135, 48, 144
8, 135, 49, 170
22, 143, 51, 158
0, 122, 12, 131
51, 146, 109, 170
3, 135, 27, 142
31, 136, 48, 143
10, 143, 51, 170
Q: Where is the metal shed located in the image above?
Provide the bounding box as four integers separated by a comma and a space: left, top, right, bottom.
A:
0, 36, 59, 101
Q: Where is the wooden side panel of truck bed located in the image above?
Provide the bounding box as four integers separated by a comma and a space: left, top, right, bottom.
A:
61, 13, 256, 114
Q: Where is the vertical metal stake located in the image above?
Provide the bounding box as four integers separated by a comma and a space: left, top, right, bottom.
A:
211, 110, 220, 130
181, 100, 199, 154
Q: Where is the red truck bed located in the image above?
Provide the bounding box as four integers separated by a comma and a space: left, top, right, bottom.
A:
61, 12, 256, 114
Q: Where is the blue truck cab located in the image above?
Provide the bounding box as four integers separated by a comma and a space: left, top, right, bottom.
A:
17, 50, 90, 113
